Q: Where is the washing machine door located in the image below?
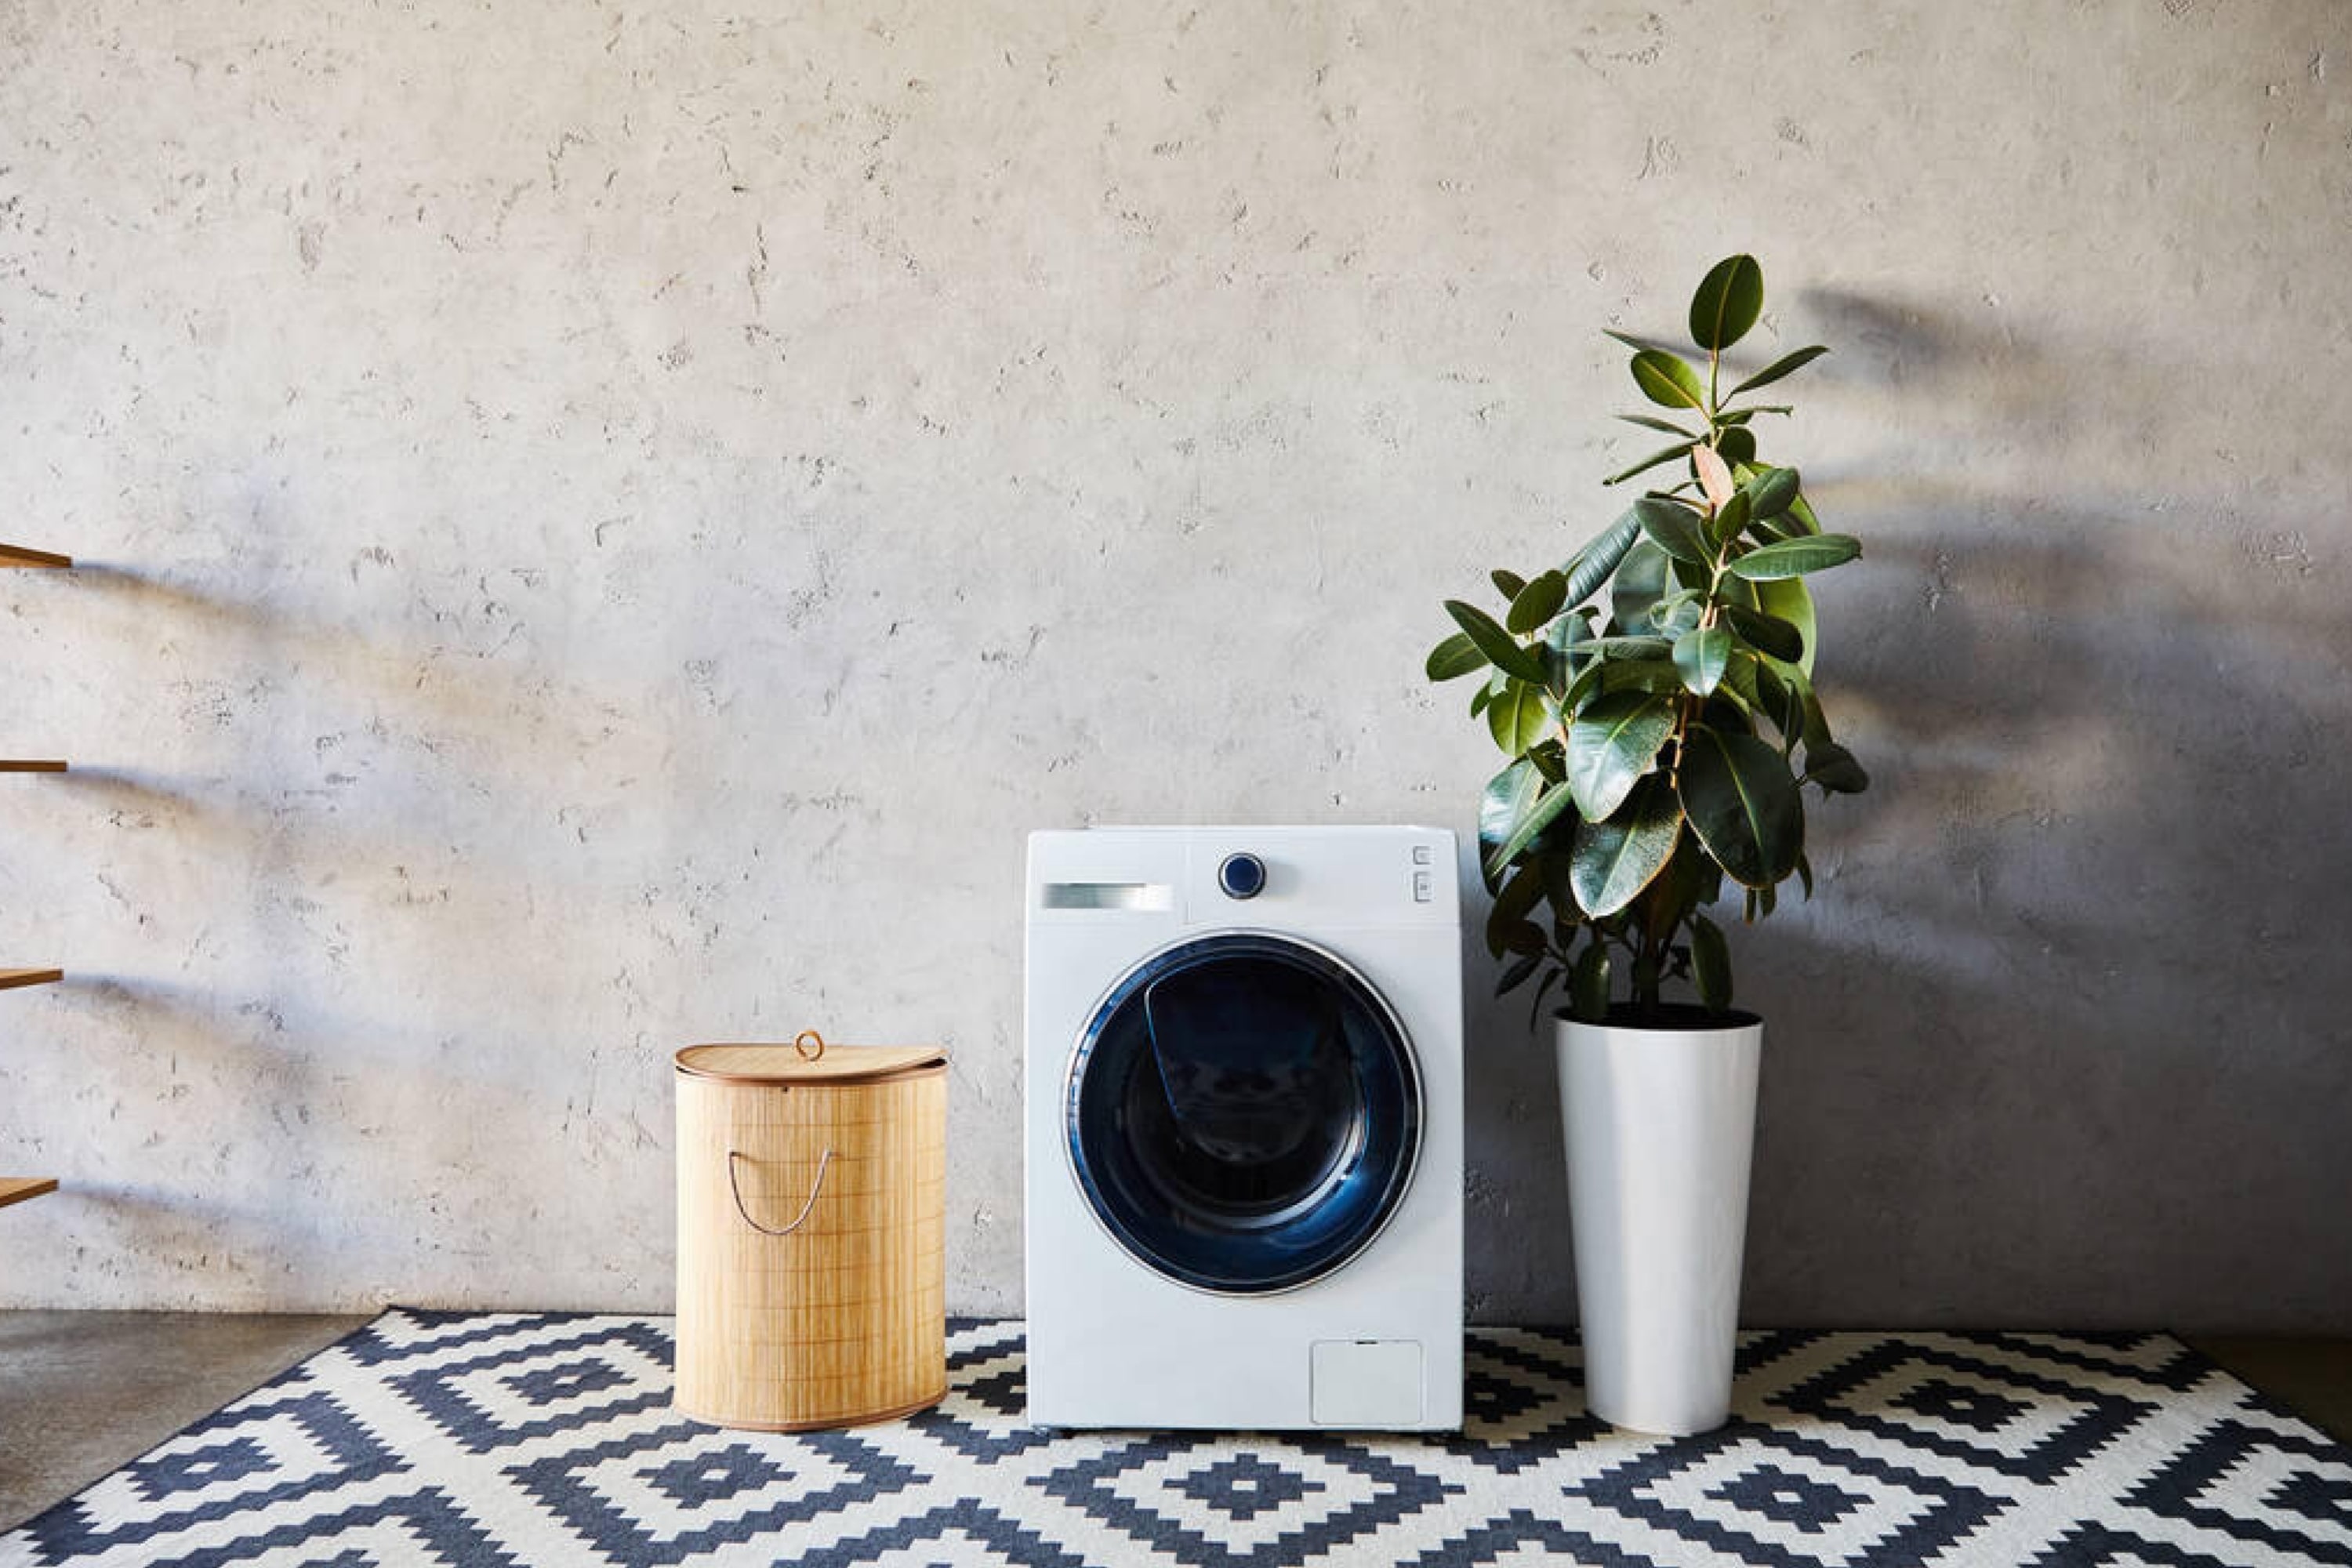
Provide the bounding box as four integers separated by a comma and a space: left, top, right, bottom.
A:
1065, 931, 1422, 1294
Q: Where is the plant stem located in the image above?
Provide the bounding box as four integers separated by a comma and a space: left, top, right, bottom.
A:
1626, 887, 1659, 1020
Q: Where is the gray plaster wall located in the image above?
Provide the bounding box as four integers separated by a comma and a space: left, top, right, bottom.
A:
2, 0, 2347, 1328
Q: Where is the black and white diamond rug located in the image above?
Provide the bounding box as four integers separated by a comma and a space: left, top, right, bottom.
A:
5, 1313, 2349, 1566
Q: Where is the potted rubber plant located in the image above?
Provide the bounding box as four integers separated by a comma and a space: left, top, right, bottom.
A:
1425, 255, 1868, 1435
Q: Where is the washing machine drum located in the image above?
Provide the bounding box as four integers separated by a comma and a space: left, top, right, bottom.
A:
1067, 932, 1422, 1294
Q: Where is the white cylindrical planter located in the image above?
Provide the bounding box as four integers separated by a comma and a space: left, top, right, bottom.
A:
1557, 1011, 1762, 1436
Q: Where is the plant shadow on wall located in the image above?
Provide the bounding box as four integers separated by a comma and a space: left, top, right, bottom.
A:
1742, 283, 2352, 1330
1456, 283, 2352, 1331
1738, 507, 2352, 1330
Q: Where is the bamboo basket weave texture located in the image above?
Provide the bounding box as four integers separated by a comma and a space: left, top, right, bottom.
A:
673, 1033, 948, 1431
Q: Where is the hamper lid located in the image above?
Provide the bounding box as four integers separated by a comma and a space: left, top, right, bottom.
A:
674, 1031, 946, 1086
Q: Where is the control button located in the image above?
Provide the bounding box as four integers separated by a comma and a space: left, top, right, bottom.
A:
1218, 852, 1267, 901
1412, 870, 1433, 902
1410, 844, 1433, 866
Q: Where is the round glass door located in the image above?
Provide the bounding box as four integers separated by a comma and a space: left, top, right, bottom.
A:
1065, 931, 1421, 1294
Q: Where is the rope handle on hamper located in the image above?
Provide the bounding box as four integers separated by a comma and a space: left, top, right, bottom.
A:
727, 1149, 833, 1237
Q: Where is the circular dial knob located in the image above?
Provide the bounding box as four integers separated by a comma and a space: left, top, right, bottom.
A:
1217, 852, 1267, 900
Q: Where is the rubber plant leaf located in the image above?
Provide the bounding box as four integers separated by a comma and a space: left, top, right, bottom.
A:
1603, 438, 1699, 487
1742, 464, 1800, 520
1505, 569, 1569, 635
1689, 254, 1765, 350
1425, 630, 1486, 681
1727, 343, 1829, 399
1561, 507, 1643, 608
1544, 608, 1593, 695
1804, 739, 1871, 793
1598, 659, 1687, 698
1723, 533, 1862, 582
1528, 965, 1565, 1029
1483, 778, 1582, 883
1634, 495, 1711, 566
1631, 350, 1707, 410
1445, 599, 1548, 683
1710, 489, 1752, 550
1485, 863, 1550, 959
1755, 577, 1817, 673
1617, 413, 1697, 437
1486, 678, 1552, 755
1677, 724, 1804, 889
1569, 774, 1682, 917
1692, 445, 1736, 510
1565, 691, 1677, 821
1690, 913, 1732, 1011
1494, 951, 1542, 997
1610, 537, 1672, 631
1566, 633, 1675, 659
1672, 626, 1733, 698
1719, 603, 1804, 663
1570, 938, 1612, 1022
1477, 758, 1541, 890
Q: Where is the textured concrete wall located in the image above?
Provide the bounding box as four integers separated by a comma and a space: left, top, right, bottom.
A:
3, 0, 2347, 1327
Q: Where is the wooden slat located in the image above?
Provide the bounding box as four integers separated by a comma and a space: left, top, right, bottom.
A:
0, 1177, 59, 1210
0, 968, 64, 990
0, 543, 71, 569
0, 760, 68, 772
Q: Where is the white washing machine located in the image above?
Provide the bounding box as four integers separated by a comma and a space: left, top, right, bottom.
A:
1024, 825, 1463, 1430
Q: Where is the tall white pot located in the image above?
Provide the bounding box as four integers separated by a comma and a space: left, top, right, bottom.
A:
1556, 1011, 1762, 1436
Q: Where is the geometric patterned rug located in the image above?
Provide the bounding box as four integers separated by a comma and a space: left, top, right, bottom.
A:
5, 1312, 2350, 1566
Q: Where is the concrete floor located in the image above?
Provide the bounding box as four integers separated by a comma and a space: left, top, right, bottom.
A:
0, 1311, 368, 1533
0, 1314, 2347, 1532
2186, 1334, 2352, 1445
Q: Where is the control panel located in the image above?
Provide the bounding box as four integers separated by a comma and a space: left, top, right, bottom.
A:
1029, 827, 1459, 929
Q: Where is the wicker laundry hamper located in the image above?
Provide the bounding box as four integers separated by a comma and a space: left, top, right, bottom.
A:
673, 1032, 948, 1430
